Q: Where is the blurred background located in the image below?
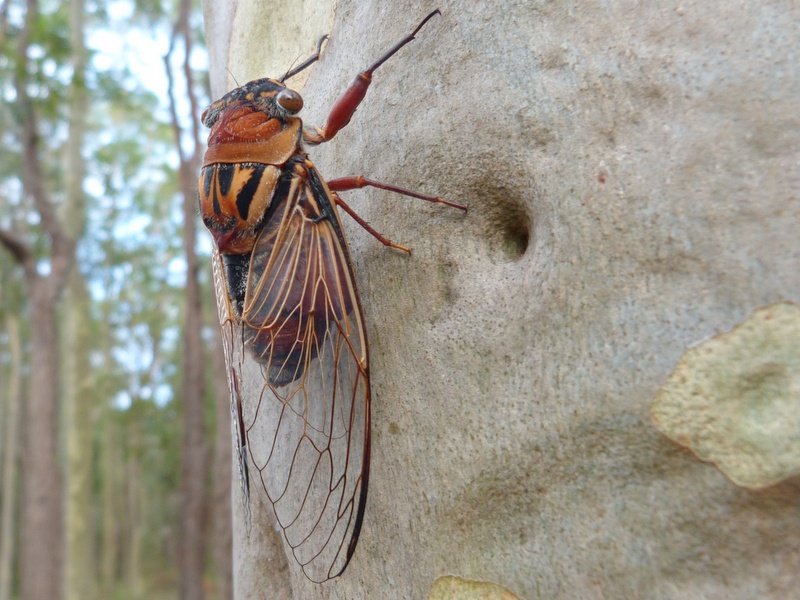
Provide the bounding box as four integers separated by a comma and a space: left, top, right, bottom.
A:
0, 1, 231, 599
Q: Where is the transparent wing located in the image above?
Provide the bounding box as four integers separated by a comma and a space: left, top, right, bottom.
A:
212, 246, 251, 523
239, 164, 371, 582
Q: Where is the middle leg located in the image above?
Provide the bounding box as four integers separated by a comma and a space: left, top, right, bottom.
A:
327, 176, 467, 212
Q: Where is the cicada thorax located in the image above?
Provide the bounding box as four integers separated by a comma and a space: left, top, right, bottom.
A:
198, 102, 302, 249
198, 79, 305, 284
199, 78, 306, 247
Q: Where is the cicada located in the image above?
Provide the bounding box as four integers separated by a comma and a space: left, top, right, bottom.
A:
198, 9, 465, 582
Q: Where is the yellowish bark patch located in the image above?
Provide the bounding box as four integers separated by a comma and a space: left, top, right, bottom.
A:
652, 302, 800, 489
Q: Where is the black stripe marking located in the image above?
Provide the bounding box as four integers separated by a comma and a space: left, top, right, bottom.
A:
211, 169, 221, 216
236, 164, 266, 221
203, 166, 213, 199
307, 165, 337, 225
217, 163, 235, 197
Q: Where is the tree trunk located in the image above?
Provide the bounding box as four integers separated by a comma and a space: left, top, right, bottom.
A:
203, 1, 800, 598
0, 314, 22, 600
63, 271, 95, 600
168, 1, 209, 597
62, 0, 92, 596
178, 199, 208, 600
211, 329, 233, 600
124, 420, 144, 597
100, 402, 121, 593
21, 282, 65, 600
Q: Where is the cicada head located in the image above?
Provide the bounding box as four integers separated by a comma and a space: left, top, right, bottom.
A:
201, 78, 303, 128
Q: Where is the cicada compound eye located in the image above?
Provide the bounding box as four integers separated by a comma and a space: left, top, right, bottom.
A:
277, 88, 303, 114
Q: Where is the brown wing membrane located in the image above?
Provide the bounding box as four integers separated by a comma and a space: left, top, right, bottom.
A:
239, 160, 370, 582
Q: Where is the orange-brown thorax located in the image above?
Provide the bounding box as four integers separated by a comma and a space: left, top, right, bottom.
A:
199, 99, 306, 254
202, 105, 303, 166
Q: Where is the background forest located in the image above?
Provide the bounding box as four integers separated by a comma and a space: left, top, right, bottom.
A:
0, 1, 230, 599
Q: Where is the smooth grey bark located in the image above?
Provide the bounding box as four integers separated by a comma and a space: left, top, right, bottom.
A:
203, 1, 800, 599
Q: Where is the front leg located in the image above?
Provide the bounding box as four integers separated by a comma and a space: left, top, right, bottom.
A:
303, 10, 441, 146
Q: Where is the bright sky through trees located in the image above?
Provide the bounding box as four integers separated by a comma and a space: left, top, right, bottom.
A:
75, 1, 211, 410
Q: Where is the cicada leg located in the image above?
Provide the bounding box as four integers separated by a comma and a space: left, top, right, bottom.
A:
328, 176, 466, 253
331, 192, 412, 254
281, 34, 329, 82
328, 176, 467, 212
303, 9, 441, 146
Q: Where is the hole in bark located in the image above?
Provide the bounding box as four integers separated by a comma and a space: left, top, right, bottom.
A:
502, 213, 530, 260
487, 197, 532, 262
458, 166, 537, 263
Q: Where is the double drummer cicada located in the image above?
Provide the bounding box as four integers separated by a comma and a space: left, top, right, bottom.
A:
198, 9, 466, 582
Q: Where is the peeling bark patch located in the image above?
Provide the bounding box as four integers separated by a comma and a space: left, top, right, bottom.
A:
651, 302, 800, 489
428, 575, 524, 600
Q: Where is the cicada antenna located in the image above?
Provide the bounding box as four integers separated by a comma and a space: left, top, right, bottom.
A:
226, 68, 240, 87
281, 34, 329, 83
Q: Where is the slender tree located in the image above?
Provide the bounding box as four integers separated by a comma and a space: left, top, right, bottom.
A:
61, 0, 94, 598
0, 1, 77, 598
165, 0, 210, 597
210, 327, 233, 600
0, 11, 17, 594
0, 310, 22, 600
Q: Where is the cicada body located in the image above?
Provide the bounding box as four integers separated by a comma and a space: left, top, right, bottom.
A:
199, 9, 465, 582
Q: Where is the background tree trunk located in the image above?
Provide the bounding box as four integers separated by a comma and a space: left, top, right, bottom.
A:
124, 419, 144, 596
176, 145, 209, 600
4, 2, 77, 597
210, 330, 233, 600
22, 282, 66, 600
100, 401, 120, 594
0, 314, 22, 600
203, 1, 800, 598
62, 0, 93, 597
168, 1, 209, 598
63, 272, 95, 600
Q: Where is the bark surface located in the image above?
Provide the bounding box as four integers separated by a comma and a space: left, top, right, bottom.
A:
203, 1, 800, 598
